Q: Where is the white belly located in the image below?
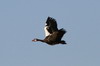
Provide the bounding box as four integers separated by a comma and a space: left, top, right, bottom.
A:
44, 26, 50, 37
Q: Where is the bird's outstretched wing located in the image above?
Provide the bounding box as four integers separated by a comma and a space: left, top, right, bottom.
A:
45, 17, 58, 33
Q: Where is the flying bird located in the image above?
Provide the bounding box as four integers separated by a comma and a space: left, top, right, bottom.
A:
32, 17, 67, 45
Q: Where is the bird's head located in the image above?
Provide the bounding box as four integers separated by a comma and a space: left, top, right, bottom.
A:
32, 38, 38, 42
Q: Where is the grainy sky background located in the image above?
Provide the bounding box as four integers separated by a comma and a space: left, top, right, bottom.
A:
0, 0, 100, 66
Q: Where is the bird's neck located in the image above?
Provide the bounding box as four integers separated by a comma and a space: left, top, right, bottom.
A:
36, 39, 45, 42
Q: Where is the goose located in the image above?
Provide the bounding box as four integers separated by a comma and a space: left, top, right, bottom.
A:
32, 17, 67, 45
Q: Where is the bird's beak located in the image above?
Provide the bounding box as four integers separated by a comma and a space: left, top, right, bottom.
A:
32, 39, 37, 42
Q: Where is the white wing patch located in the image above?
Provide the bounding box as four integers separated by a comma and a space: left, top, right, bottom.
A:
44, 26, 51, 37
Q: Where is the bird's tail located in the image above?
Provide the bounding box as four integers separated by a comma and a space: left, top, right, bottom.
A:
60, 40, 67, 44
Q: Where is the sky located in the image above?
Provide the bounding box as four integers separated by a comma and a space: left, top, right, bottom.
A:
0, 0, 100, 66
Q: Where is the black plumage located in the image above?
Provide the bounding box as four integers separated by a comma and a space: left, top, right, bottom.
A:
46, 17, 58, 33
32, 17, 67, 45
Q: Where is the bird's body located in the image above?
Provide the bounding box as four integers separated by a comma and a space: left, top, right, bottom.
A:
43, 28, 66, 45
32, 17, 67, 45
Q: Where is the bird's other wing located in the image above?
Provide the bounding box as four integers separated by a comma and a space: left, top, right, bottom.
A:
57, 28, 66, 41
45, 17, 58, 33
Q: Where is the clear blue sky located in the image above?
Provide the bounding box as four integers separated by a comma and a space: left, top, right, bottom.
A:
0, 0, 100, 66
